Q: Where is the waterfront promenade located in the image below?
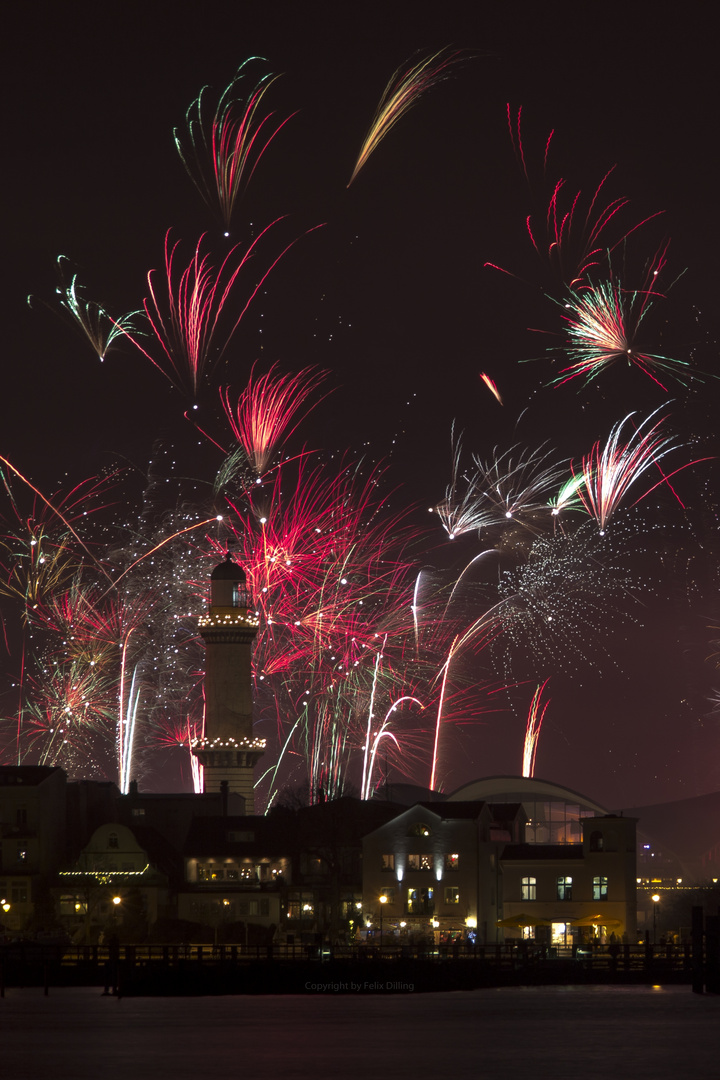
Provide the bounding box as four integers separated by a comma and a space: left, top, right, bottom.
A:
0, 939, 712, 995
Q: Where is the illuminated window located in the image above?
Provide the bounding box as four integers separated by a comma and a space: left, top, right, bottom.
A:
381, 854, 395, 872
593, 876, 608, 901
557, 876, 573, 901
444, 886, 460, 904
408, 854, 433, 871
407, 823, 431, 837
521, 876, 537, 901
407, 886, 434, 913
445, 853, 459, 871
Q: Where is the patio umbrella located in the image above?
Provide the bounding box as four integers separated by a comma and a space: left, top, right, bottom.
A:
496, 914, 552, 928
569, 915, 622, 927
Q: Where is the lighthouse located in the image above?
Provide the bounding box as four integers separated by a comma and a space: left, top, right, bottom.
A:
193, 553, 265, 812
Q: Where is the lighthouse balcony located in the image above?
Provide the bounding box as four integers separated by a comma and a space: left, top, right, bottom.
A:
199, 609, 259, 629
192, 737, 266, 751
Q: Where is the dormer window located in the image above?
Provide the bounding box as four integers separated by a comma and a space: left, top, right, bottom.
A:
407, 823, 432, 837
108, 833, 119, 850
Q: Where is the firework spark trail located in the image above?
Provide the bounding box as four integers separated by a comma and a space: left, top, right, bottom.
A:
348, 48, 462, 187
445, 550, 500, 613
498, 108, 665, 289
28, 257, 141, 361
175, 58, 295, 231
522, 678, 550, 777
118, 664, 141, 794
221, 364, 327, 475
0, 468, 119, 765
434, 427, 494, 540
436, 433, 569, 541
23, 659, 117, 773
575, 406, 702, 532
429, 635, 457, 792
129, 224, 320, 401
480, 373, 503, 404
0, 459, 116, 585
549, 473, 587, 518
361, 696, 424, 800
361, 640, 385, 801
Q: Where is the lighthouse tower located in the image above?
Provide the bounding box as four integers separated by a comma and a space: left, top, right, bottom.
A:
193, 553, 264, 812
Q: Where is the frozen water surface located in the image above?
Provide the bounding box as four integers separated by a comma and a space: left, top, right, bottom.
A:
1, 984, 719, 1079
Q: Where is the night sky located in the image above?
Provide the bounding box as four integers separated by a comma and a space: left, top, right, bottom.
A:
3, 2, 720, 809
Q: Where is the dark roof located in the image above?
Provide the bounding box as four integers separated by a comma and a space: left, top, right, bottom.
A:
415, 801, 487, 820
184, 815, 290, 858
0, 766, 64, 786
295, 796, 405, 842
501, 843, 584, 861
489, 803, 525, 820
211, 554, 246, 580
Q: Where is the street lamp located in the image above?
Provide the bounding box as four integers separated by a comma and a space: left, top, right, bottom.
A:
651, 894, 660, 943
379, 894, 387, 943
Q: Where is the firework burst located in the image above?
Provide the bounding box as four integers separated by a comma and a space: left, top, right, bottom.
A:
28, 257, 141, 362
575, 406, 706, 533
348, 48, 462, 187
175, 58, 295, 232
549, 259, 695, 390
221, 364, 327, 475
129, 225, 309, 402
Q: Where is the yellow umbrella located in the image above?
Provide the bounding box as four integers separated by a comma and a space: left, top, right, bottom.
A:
569, 915, 622, 927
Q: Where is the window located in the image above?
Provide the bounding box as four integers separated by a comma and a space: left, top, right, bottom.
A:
16, 845, 27, 862
408, 854, 433, 871
379, 888, 396, 904
407, 886, 434, 913
407, 823, 431, 837
557, 876, 573, 901
444, 886, 460, 904
593, 876, 608, 901
521, 876, 537, 901
108, 833, 119, 850
381, 853, 395, 872
131, 808, 145, 817
11, 884, 27, 903
445, 853, 459, 871
589, 831, 604, 852
16, 808, 27, 827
